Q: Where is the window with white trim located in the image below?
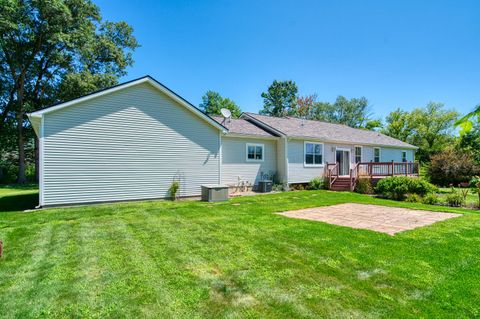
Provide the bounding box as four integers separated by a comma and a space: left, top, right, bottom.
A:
246, 143, 264, 161
355, 146, 362, 163
374, 147, 381, 162
304, 142, 323, 166
402, 150, 407, 162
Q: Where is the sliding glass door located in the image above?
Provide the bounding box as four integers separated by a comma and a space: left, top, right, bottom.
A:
335, 149, 350, 176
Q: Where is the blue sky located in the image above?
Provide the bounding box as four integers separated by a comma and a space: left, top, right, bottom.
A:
96, 0, 480, 119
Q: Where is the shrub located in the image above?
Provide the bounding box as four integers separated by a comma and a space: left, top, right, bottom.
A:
408, 178, 438, 196
272, 183, 286, 192
428, 148, 480, 186
422, 193, 439, 205
290, 183, 306, 191
169, 180, 180, 201
469, 176, 480, 208
308, 177, 325, 190
405, 193, 422, 203
445, 190, 464, 207
375, 176, 436, 200
355, 178, 373, 194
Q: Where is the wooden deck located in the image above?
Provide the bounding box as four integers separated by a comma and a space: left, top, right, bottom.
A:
327, 161, 420, 191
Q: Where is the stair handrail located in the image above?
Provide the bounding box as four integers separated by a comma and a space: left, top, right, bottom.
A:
327, 162, 339, 189
349, 162, 360, 191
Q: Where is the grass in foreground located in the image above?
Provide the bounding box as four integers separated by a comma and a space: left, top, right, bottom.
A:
0, 188, 479, 318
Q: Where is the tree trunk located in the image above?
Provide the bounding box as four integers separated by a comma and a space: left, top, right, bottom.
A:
16, 111, 27, 184
34, 137, 39, 182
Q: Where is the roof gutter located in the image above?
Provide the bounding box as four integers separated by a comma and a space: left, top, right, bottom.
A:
288, 136, 418, 150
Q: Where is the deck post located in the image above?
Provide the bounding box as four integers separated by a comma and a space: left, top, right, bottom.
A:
391, 160, 394, 176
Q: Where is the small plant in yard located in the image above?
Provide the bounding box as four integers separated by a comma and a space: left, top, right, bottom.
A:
405, 193, 422, 203
308, 177, 325, 190
169, 180, 180, 201
459, 188, 470, 205
422, 193, 440, 205
355, 178, 373, 194
445, 188, 464, 207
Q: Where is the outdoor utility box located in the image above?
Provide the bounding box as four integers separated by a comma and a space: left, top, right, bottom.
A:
258, 180, 273, 193
201, 184, 229, 202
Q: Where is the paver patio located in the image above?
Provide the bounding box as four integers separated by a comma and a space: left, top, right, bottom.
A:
277, 203, 461, 235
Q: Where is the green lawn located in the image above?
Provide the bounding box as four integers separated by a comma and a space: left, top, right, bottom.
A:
0, 187, 479, 318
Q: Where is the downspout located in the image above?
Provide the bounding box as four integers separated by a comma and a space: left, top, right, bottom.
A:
219, 130, 225, 185
38, 115, 44, 208
283, 136, 289, 190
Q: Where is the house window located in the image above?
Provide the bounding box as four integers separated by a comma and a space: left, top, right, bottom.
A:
355, 146, 362, 163
304, 142, 323, 166
246, 143, 264, 161
402, 151, 407, 162
374, 147, 381, 162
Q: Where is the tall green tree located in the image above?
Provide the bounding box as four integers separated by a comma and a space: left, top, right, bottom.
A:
381, 108, 414, 141
331, 96, 371, 128
0, 0, 138, 183
309, 95, 372, 128
382, 102, 458, 162
260, 80, 298, 117
308, 96, 371, 128
199, 91, 242, 118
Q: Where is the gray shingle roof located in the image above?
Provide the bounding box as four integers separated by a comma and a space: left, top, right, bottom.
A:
211, 116, 276, 137
243, 113, 417, 149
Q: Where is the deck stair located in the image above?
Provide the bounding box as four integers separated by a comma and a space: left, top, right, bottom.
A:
330, 177, 352, 191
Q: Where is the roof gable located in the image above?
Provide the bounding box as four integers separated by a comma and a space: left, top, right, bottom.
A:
28, 76, 227, 134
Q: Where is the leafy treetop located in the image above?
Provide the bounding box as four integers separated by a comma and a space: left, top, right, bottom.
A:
0, 0, 139, 182
199, 91, 242, 118
260, 80, 298, 117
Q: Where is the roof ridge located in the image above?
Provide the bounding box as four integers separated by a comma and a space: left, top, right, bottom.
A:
243, 112, 417, 149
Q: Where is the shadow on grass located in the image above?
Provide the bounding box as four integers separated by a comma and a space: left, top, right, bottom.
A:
0, 193, 38, 212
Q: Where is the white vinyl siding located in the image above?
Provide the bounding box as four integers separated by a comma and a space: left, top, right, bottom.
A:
288, 140, 324, 183
42, 83, 220, 206
221, 137, 277, 186
379, 147, 415, 162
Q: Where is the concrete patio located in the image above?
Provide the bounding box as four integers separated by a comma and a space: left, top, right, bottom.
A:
277, 203, 461, 235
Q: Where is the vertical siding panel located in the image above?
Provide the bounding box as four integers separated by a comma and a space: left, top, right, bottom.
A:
43, 83, 220, 205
